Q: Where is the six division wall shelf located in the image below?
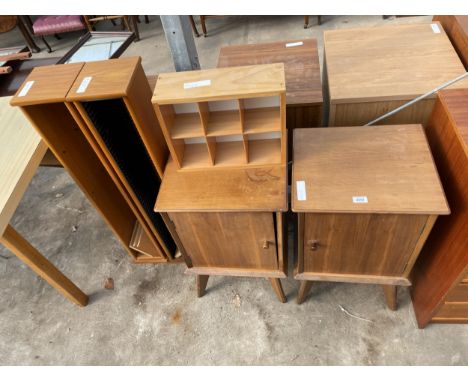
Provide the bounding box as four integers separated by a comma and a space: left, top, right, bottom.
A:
152, 64, 286, 170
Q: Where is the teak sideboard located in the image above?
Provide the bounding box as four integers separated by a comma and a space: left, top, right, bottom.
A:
411, 88, 468, 328
217, 39, 323, 129
11, 57, 179, 264
323, 22, 468, 127
292, 126, 449, 309
155, 160, 288, 302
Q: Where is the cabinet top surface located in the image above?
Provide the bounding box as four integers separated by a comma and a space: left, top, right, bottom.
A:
152, 63, 286, 104
217, 39, 322, 106
324, 22, 468, 103
292, 125, 449, 214
10, 63, 84, 106
155, 160, 287, 212
439, 88, 468, 152
67, 56, 140, 101
0, 96, 47, 235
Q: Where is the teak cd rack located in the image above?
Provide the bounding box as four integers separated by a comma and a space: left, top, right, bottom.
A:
11, 57, 178, 264
152, 63, 286, 170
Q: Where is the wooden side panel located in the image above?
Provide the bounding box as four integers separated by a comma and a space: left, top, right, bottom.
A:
125, 67, 169, 179
169, 212, 278, 270
286, 104, 322, 129
411, 96, 468, 327
21, 103, 137, 259
302, 213, 429, 276
331, 99, 435, 127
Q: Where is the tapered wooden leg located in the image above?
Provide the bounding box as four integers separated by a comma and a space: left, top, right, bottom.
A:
383, 285, 397, 311
297, 280, 313, 304
196, 275, 209, 297
0, 225, 88, 306
269, 278, 286, 303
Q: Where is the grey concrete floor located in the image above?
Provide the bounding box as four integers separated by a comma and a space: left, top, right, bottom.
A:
1, 15, 467, 366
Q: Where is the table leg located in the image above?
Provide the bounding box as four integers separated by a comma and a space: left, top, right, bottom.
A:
189, 16, 200, 37
297, 280, 313, 304
130, 16, 140, 41
383, 285, 398, 310
17, 16, 40, 53
196, 274, 209, 297
269, 278, 286, 303
0, 224, 88, 306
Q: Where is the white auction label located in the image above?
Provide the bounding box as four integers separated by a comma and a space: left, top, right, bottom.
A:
285, 41, 304, 48
431, 23, 441, 33
352, 196, 368, 203
183, 79, 211, 89
18, 81, 34, 97
76, 76, 92, 93
296, 181, 307, 201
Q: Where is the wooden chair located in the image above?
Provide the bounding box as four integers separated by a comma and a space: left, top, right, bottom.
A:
304, 16, 322, 28
29, 15, 87, 53
83, 16, 142, 41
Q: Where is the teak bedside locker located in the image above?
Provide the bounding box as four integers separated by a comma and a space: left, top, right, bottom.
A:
155, 160, 288, 302
323, 22, 468, 127
11, 57, 178, 264
152, 64, 286, 171
217, 39, 323, 129
411, 88, 468, 328
292, 125, 449, 309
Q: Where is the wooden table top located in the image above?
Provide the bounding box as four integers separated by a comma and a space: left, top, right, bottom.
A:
324, 22, 468, 103
11, 62, 84, 107
217, 39, 322, 106
0, 96, 47, 235
292, 125, 449, 215
438, 88, 468, 150
153, 63, 285, 104
68, 56, 141, 101
155, 159, 287, 212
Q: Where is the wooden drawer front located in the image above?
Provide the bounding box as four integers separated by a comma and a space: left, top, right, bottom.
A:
435, 302, 468, 319
303, 213, 429, 276
169, 212, 278, 270
446, 283, 468, 302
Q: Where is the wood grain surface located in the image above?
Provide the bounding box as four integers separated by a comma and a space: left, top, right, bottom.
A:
217, 39, 322, 106
302, 213, 429, 276
324, 22, 468, 103
411, 88, 468, 327
0, 96, 47, 235
153, 64, 286, 104
155, 159, 287, 212
169, 212, 278, 270
434, 16, 468, 69
292, 125, 449, 214
10, 63, 84, 106
67, 57, 141, 101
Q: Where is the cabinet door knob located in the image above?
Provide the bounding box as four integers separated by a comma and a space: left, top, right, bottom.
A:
262, 240, 269, 249
308, 240, 319, 251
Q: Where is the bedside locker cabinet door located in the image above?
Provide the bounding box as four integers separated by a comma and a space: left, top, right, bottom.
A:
303, 213, 429, 276
168, 212, 278, 270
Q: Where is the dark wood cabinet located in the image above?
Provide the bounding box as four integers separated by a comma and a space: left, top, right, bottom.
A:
411, 88, 468, 328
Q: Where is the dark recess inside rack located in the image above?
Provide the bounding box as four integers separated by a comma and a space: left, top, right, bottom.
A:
82, 98, 176, 255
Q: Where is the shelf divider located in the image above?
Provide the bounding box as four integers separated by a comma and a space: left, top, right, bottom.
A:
198, 101, 216, 165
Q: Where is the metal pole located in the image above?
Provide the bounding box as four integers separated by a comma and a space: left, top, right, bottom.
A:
160, 16, 200, 72
365, 72, 468, 126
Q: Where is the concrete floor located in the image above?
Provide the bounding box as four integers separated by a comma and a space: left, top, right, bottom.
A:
1, 15, 467, 366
